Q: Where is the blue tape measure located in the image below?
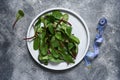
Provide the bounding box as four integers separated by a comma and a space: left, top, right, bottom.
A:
84, 17, 107, 67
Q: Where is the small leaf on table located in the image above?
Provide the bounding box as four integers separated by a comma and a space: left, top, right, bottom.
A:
12, 10, 24, 29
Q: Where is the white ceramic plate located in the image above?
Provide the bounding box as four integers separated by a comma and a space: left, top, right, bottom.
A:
27, 8, 90, 70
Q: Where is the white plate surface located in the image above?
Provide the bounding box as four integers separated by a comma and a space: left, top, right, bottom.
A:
27, 8, 90, 70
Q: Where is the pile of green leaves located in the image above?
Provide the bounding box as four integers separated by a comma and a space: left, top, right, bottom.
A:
33, 10, 80, 65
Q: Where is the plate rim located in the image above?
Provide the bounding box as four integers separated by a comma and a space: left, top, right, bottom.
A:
26, 7, 90, 70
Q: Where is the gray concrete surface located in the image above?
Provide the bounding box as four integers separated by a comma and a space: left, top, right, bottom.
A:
0, 0, 120, 80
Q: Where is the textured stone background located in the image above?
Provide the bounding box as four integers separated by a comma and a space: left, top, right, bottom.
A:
0, 0, 120, 80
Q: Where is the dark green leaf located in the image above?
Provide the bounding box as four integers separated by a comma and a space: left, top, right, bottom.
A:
49, 58, 63, 63
39, 55, 49, 60
45, 15, 56, 23
61, 52, 74, 63
44, 19, 48, 27
41, 17, 44, 23
61, 23, 72, 36
62, 14, 69, 21
61, 23, 66, 30
38, 55, 48, 65
39, 39, 44, 47
70, 35, 80, 44
37, 27, 43, 33
50, 48, 59, 58
35, 17, 41, 26
33, 37, 39, 50
16, 10, 24, 20
66, 26, 72, 36
71, 44, 78, 58
48, 54, 63, 63
68, 43, 74, 50
48, 24, 54, 34
55, 32, 63, 41
75, 44, 78, 54
58, 47, 74, 63
38, 31, 46, 40
39, 45, 48, 56
50, 36, 60, 47
52, 10, 62, 19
